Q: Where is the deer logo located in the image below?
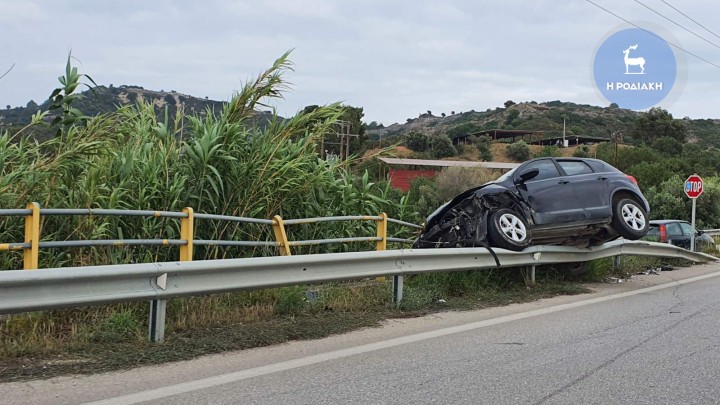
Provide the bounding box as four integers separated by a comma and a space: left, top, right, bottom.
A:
623, 44, 645, 74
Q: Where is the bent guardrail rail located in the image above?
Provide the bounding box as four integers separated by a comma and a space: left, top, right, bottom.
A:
1, 239, 717, 341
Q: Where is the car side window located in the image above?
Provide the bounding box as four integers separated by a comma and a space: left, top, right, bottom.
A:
666, 222, 682, 236
557, 161, 593, 176
521, 160, 560, 181
679, 222, 694, 236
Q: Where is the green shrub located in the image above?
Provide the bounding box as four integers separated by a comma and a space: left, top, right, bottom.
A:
572, 145, 590, 158
534, 145, 561, 158
506, 140, 530, 162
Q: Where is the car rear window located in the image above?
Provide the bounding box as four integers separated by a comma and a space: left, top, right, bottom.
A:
586, 160, 619, 173
558, 161, 593, 176
679, 222, 694, 236
666, 222, 682, 236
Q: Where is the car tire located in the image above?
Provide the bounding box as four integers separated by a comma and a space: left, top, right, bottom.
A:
611, 198, 649, 240
488, 208, 531, 251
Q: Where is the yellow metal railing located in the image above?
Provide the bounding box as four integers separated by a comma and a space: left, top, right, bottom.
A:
0, 203, 422, 270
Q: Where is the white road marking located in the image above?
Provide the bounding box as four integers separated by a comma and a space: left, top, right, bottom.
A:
84, 271, 720, 405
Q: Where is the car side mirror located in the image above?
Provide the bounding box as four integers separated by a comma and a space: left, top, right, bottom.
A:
517, 168, 540, 183
696, 230, 704, 236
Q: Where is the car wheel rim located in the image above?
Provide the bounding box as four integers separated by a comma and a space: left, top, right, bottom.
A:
621, 203, 645, 231
499, 213, 527, 242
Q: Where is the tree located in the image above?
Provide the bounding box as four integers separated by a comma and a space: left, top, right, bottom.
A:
651, 136, 683, 156
405, 131, 429, 152
504, 100, 516, 108
505, 109, 520, 127
451, 111, 455, 115
5, 105, 9, 110
432, 135, 456, 158
631, 107, 686, 145
441, 112, 446, 117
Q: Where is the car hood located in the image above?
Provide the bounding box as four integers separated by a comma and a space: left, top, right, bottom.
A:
424, 182, 506, 228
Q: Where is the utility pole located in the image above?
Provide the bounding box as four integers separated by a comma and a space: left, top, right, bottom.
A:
611, 131, 623, 167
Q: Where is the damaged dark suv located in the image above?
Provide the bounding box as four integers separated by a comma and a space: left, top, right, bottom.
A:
413, 157, 650, 251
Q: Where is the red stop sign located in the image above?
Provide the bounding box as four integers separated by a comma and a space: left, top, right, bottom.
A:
684, 175, 704, 199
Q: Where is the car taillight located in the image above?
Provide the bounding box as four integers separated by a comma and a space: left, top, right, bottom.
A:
626, 175, 638, 185
659, 224, 667, 242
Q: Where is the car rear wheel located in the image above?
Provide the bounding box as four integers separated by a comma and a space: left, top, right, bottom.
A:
611, 198, 649, 239
488, 208, 531, 251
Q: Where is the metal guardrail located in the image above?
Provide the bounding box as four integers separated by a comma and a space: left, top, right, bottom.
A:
0, 204, 418, 269
702, 229, 720, 237
0, 239, 716, 322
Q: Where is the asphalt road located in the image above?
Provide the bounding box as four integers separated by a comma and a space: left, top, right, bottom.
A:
4, 265, 720, 405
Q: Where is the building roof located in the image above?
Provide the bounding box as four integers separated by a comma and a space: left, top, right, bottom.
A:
378, 157, 520, 170
538, 135, 611, 144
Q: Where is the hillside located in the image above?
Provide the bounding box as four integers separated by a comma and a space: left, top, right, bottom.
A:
5, 89, 720, 149
367, 101, 720, 148
0, 85, 274, 136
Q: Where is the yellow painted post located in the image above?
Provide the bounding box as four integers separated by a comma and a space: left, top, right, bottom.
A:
376, 213, 388, 281
376, 212, 388, 251
23, 202, 40, 270
272, 215, 292, 256
180, 207, 194, 262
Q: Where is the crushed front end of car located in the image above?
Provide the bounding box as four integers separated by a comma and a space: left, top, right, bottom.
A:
412, 185, 531, 250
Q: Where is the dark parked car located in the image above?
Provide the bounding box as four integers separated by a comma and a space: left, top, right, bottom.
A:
413, 157, 650, 251
644, 219, 715, 251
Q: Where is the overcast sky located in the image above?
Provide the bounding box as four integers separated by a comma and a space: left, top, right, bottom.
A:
1, 0, 718, 124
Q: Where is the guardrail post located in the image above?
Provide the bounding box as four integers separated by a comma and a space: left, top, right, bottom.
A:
376, 213, 387, 251
23, 202, 40, 270
392, 273, 404, 306
179, 207, 194, 262
148, 298, 167, 343
376, 213, 388, 282
272, 215, 291, 256
526, 265, 536, 286
613, 255, 621, 271
148, 207, 195, 344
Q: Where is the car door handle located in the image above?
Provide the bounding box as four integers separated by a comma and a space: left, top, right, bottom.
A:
558, 180, 569, 184
597, 176, 608, 180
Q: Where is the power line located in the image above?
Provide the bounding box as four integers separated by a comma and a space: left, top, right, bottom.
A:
659, 0, 720, 41
584, 0, 720, 70
0, 63, 14, 81
633, 0, 720, 50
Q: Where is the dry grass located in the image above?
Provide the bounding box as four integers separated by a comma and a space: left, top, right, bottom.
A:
434, 166, 502, 201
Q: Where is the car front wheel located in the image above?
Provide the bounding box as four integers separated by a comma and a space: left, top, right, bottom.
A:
488, 208, 531, 251
611, 198, 649, 239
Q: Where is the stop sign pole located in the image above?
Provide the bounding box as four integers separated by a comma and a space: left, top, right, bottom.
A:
684, 174, 704, 251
